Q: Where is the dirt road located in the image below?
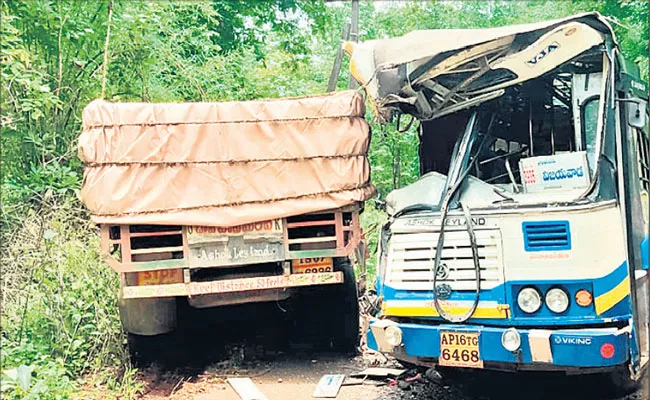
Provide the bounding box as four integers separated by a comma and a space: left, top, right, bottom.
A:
132, 350, 648, 400
116, 301, 647, 400
135, 353, 383, 400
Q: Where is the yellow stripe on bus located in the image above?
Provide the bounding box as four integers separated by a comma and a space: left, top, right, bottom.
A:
595, 276, 630, 315
382, 302, 509, 319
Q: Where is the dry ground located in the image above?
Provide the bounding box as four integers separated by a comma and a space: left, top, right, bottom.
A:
80, 301, 649, 400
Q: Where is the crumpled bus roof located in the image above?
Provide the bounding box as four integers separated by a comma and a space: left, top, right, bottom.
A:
345, 12, 616, 121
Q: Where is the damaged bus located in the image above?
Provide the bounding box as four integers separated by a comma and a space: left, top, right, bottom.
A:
347, 13, 649, 391
77, 91, 374, 358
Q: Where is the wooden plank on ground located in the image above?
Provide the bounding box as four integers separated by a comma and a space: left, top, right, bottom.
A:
227, 378, 269, 400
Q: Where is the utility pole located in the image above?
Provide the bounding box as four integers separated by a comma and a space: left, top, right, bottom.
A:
326, 0, 360, 92
348, 0, 359, 89
327, 23, 351, 93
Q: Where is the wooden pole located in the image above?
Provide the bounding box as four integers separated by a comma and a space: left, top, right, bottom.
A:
348, 0, 359, 89
326, 23, 351, 93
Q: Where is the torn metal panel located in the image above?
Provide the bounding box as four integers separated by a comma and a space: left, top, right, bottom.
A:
345, 12, 615, 122
350, 368, 406, 379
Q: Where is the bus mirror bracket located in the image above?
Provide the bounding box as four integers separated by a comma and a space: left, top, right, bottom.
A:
617, 98, 647, 129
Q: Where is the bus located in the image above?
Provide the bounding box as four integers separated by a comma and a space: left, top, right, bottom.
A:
346, 13, 648, 392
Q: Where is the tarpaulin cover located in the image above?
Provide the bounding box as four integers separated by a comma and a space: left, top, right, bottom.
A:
78, 90, 375, 226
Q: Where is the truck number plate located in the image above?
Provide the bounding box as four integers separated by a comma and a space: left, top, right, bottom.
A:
439, 331, 483, 369
292, 257, 333, 274
137, 269, 183, 286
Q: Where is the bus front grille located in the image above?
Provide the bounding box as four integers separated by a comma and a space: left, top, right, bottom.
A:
385, 229, 504, 291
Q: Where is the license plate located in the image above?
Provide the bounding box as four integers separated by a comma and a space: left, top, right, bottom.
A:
439, 331, 483, 368
292, 257, 333, 274
137, 269, 183, 286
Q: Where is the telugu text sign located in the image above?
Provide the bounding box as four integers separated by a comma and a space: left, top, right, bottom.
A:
187, 219, 283, 244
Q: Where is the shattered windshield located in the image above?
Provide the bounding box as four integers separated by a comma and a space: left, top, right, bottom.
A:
437, 64, 604, 197
386, 51, 608, 215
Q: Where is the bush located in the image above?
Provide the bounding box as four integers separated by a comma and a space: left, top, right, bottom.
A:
0, 196, 131, 399
359, 202, 387, 282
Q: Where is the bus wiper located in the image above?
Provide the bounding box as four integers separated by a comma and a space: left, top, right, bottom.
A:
392, 203, 439, 219
492, 188, 515, 203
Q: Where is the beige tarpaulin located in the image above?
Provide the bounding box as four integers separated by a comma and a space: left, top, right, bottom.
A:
78, 91, 375, 226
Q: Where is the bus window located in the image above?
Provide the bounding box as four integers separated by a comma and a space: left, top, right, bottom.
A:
582, 97, 600, 173
636, 128, 650, 222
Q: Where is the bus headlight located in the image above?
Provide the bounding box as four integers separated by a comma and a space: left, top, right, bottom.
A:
517, 287, 542, 313
501, 328, 521, 352
545, 288, 569, 313
384, 325, 403, 346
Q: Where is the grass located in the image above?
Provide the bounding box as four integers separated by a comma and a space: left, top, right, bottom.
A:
0, 195, 138, 399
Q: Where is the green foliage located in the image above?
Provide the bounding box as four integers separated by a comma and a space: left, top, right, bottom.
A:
359, 202, 386, 280
3, 161, 80, 203
1, 199, 129, 399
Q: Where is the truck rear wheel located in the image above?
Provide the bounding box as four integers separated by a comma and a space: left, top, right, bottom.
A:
329, 259, 360, 353
292, 258, 359, 354
126, 332, 169, 366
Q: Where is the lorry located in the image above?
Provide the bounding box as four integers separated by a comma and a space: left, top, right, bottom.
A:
346, 12, 649, 393
78, 91, 375, 358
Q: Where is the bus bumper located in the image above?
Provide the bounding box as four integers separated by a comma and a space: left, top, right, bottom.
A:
367, 319, 631, 369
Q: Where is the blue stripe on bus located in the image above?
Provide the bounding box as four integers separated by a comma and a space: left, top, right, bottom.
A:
642, 235, 648, 270
592, 261, 629, 298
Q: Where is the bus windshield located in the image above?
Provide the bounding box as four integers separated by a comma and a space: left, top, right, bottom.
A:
386, 53, 610, 215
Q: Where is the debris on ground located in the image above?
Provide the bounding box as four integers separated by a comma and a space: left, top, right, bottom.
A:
424, 368, 444, 385
350, 367, 406, 379
404, 373, 422, 383
313, 374, 346, 398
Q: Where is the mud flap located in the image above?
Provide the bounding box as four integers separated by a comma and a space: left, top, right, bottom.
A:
118, 292, 177, 336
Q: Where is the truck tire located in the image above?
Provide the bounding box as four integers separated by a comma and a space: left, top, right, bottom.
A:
126, 332, 170, 366
330, 258, 360, 354
292, 258, 359, 354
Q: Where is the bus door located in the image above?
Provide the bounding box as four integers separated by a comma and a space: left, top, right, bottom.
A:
618, 66, 649, 373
